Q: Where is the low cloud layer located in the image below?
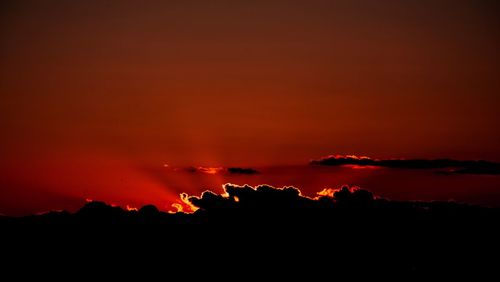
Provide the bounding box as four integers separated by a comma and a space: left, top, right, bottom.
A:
311, 155, 500, 175
4, 184, 497, 223
183, 166, 259, 175
226, 167, 259, 175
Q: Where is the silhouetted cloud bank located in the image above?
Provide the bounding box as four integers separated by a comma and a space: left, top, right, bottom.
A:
311, 155, 500, 175
3, 184, 498, 226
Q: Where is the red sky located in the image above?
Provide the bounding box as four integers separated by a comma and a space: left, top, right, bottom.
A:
1, 1, 499, 215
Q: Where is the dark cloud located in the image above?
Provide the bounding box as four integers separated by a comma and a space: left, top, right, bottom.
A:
184, 166, 199, 173
188, 184, 311, 212
182, 166, 259, 175
311, 155, 500, 175
226, 167, 259, 174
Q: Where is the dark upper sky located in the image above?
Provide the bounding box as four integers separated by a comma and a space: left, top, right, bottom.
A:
1, 0, 499, 215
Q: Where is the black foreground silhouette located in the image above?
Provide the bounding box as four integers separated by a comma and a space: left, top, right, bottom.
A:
2, 184, 499, 277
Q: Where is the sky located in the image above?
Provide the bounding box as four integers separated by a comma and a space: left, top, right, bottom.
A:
1, 0, 499, 215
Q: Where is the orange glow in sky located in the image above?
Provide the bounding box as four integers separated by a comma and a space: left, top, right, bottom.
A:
0, 0, 499, 215
197, 167, 224, 175
316, 188, 337, 198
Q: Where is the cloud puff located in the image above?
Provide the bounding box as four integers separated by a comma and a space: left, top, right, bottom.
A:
226, 167, 259, 175
183, 166, 259, 175
311, 155, 500, 175
185, 166, 224, 174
